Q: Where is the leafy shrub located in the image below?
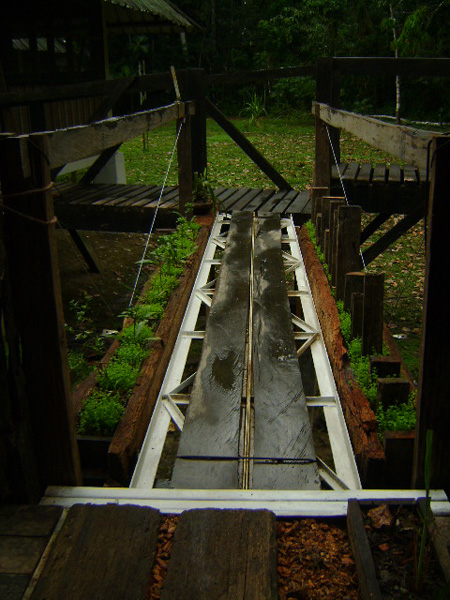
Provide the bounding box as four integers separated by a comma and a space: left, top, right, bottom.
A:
336, 300, 352, 346
116, 343, 148, 367
347, 338, 378, 407
119, 322, 154, 347
68, 350, 92, 384
78, 390, 125, 436
376, 395, 416, 433
98, 359, 140, 392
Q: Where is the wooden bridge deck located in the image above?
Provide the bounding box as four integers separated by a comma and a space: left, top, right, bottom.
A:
331, 162, 427, 213
52, 183, 310, 231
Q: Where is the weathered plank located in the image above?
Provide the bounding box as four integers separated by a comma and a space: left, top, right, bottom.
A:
171, 212, 253, 489
314, 103, 431, 170
30, 505, 160, 600
357, 163, 373, 184
252, 214, 320, 489
347, 500, 383, 600
41, 102, 187, 170
286, 190, 311, 215
161, 509, 277, 600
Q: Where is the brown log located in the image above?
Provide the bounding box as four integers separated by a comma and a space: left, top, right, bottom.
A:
298, 226, 384, 481
108, 217, 213, 484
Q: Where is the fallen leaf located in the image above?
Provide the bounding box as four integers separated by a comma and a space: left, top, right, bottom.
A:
378, 543, 390, 552
368, 504, 393, 529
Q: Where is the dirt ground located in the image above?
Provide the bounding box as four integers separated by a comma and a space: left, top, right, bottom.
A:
56, 228, 159, 334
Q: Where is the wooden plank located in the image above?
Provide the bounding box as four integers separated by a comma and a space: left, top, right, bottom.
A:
40, 102, 187, 170
171, 212, 253, 489
271, 189, 298, 213
230, 188, 262, 211
252, 214, 320, 489
0, 505, 62, 536
342, 162, 360, 182
347, 500, 383, 600
0, 537, 48, 574
388, 164, 402, 184
356, 163, 373, 184
30, 505, 160, 600
286, 190, 311, 215
245, 189, 275, 212
314, 103, 431, 170
206, 99, 292, 190
403, 164, 418, 184
372, 163, 387, 184
223, 187, 253, 211
257, 189, 289, 213
161, 509, 277, 600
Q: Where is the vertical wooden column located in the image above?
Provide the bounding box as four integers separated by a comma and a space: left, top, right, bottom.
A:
177, 103, 193, 215
0, 134, 82, 492
413, 136, 450, 495
335, 205, 361, 300
314, 58, 340, 189
180, 69, 207, 177
328, 198, 345, 281
311, 186, 328, 223
362, 273, 384, 356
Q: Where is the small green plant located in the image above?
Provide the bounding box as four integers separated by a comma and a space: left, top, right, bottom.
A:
192, 172, 218, 209
376, 395, 416, 433
77, 390, 125, 437
240, 91, 268, 124
67, 349, 91, 383
98, 359, 140, 393
305, 220, 330, 283
336, 300, 352, 346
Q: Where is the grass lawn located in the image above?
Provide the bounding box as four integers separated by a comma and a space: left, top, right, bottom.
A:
121, 114, 424, 380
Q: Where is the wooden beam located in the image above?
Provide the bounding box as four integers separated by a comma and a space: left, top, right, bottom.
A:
313, 103, 432, 170
23, 103, 187, 171
347, 500, 383, 600
206, 99, 292, 190
362, 273, 384, 356
334, 57, 450, 78
205, 65, 315, 86
177, 108, 193, 214
335, 205, 361, 301
0, 135, 82, 491
362, 203, 425, 266
413, 136, 450, 496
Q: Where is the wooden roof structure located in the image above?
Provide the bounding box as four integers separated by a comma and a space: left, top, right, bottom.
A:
0, 0, 198, 87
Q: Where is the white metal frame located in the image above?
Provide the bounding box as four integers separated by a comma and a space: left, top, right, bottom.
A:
130, 213, 360, 491
41, 486, 450, 518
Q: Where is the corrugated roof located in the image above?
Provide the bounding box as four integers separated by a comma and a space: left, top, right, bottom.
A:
105, 0, 197, 30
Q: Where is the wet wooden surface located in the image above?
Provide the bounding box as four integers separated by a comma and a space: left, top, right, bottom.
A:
171, 212, 253, 488
30, 504, 160, 600
53, 184, 310, 232
252, 214, 320, 489
161, 509, 277, 600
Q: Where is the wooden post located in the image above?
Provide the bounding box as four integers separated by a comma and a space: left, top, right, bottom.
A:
314, 58, 340, 189
335, 205, 362, 300
329, 198, 345, 282
311, 186, 328, 223
362, 273, 384, 355
180, 69, 207, 177
177, 103, 193, 215
0, 134, 82, 492
320, 197, 332, 248
351, 292, 364, 340
344, 272, 365, 312
413, 136, 450, 495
